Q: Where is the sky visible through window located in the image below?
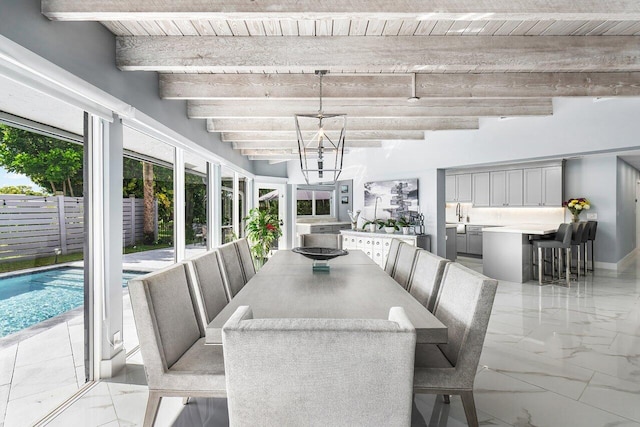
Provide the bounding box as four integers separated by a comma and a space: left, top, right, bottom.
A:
0, 166, 42, 191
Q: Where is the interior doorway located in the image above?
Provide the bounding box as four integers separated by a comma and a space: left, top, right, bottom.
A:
255, 182, 287, 250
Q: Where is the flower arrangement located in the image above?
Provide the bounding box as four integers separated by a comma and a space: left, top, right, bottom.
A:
244, 207, 282, 268
563, 197, 590, 222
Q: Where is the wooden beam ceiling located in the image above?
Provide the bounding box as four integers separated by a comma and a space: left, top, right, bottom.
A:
232, 141, 382, 150
189, 98, 553, 119
221, 131, 424, 142
42, 0, 640, 21
117, 36, 640, 73
162, 73, 640, 99
207, 118, 479, 132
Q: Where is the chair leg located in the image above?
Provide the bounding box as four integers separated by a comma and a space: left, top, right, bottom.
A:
144, 391, 162, 427
460, 391, 479, 427
565, 248, 571, 286
538, 247, 543, 285
442, 394, 450, 404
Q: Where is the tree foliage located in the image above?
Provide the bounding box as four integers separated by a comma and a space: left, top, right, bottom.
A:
0, 185, 47, 196
0, 125, 83, 196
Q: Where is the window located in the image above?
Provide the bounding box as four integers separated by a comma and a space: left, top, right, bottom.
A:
296, 188, 333, 216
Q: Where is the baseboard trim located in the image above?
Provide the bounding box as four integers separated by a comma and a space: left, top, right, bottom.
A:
595, 248, 639, 271
99, 347, 126, 378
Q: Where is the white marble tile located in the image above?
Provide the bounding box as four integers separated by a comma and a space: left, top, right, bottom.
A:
9, 354, 77, 400
3, 383, 78, 427
517, 322, 618, 358
479, 343, 594, 400
106, 382, 147, 426
474, 368, 639, 426
412, 393, 508, 426
0, 385, 9, 427
47, 382, 118, 427
14, 323, 72, 368
0, 346, 16, 386
580, 372, 640, 423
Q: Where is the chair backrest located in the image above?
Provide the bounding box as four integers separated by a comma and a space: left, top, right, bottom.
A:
235, 238, 256, 282
384, 238, 402, 275
217, 241, 247, 298
407, 249, 450, 312
299, 233, 342, 249
586, 220, 598, 241
185, 250, 230, 324
554, 223, 569, 242
222, 305, 416, 427
128, 263, 203, 387
392, 243, 419, 289
571, 222, 586, 245
433, 263, 497, 381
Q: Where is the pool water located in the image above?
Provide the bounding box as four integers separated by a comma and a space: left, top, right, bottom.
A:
0, 268, 144, 337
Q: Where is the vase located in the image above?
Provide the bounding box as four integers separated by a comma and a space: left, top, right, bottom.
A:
572, 213, 580, 223
384, 227, 396, 234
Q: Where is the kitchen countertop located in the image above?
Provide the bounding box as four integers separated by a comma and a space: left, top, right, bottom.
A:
482, 224, 559, 235
341, 230, 425, 238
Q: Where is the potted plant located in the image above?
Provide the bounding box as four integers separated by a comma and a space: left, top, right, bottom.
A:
563, 197, 591, 222
244, 207, 282, 269
382, 218, 398, 234
397, 216, 411, 235
362, 219, 383, 232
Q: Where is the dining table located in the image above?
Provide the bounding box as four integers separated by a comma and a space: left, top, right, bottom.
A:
205, 249, 448, 345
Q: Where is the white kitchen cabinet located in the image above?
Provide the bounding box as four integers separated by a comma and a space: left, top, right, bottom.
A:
523, 166, 563, 206
490, 170, 523, 207
472, 172, 490, 207
446, 173, 472, 202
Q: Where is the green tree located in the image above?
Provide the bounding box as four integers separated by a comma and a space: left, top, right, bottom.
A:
0, 185, 47, 196
0, 125, 82, 196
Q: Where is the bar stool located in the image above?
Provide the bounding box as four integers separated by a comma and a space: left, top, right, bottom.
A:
570, 222, 587, 278
585, 221, 598, 273
532, 223, 572, 285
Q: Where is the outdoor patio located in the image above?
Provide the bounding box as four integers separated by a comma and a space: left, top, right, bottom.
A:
0, 246, 208, 427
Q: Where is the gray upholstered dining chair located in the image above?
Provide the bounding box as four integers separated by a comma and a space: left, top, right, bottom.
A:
299, 233, 342, 249
128, 263, 226, 427
392, 243, 420, 289
217, 241, 247, 298
222, 305, 416, 427
413, 263, 498, 427
384, 238, 403, 275
235, 238, 256, 281
407, 249, 450, 312
184, 250, 230, 324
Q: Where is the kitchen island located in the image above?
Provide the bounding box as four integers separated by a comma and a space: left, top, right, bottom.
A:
482, 224, 559, 283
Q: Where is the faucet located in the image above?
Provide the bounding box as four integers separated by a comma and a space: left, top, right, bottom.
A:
456, 203, 463, 222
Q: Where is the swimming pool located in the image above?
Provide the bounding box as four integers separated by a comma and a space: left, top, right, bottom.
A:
0, 267, 145, 337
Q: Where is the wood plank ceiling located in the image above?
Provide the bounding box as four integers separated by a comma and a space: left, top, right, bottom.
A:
42, 1, 640, 161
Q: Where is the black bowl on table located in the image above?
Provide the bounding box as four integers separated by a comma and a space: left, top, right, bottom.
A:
291, 247, 348, 261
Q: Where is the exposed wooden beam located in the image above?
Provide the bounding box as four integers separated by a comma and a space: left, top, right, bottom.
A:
248, 155, 302, 161
162, 73, 640, 100
241, 149, 350, 157
188, 98, 553, 118
222, 130, 424, 142
160, 74, 411, 99
43, 0, 640, 21
117, 36, 640, 73
233, 141, 382, 150
208, 117, 479, 132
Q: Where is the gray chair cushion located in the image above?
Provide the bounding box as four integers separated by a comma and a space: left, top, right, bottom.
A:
222, 305, 416, 427
384, 238, 402, 275
300, 233, 342, 249
414, 262, 497, 391
408, 250, 449, 312
185, 250, 229, 324
235, 238, 256, 281
392, 244, 419, 289
163, 338, 226, 392
217, 242, 246, 298
129, 263, 201, 369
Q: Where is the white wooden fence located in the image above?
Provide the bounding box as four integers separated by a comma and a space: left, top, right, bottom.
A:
0, 195, 152, 262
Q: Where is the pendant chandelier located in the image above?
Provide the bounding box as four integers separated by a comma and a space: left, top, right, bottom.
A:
295, 70, 347, 185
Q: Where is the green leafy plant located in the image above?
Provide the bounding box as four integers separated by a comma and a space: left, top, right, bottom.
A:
382, 218, 399, 231
362, 219, 384, 230
396, 216, 410, 227
244, 207, 282, 267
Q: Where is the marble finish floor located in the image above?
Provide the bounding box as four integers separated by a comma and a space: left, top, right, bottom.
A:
33, 254, 640, 425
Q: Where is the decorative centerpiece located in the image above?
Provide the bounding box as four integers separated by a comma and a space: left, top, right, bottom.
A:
563, 197, 591, 222
292, 247, 348, 272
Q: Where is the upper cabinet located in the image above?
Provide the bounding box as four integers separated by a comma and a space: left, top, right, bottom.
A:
472, 172, 490, 207
523, 166, 563, 206
448, 161, 563, 208
446, 173, 472, 202
490, 170, 523, 207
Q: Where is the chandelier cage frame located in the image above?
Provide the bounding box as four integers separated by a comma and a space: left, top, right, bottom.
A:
295, 70, 347, 185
